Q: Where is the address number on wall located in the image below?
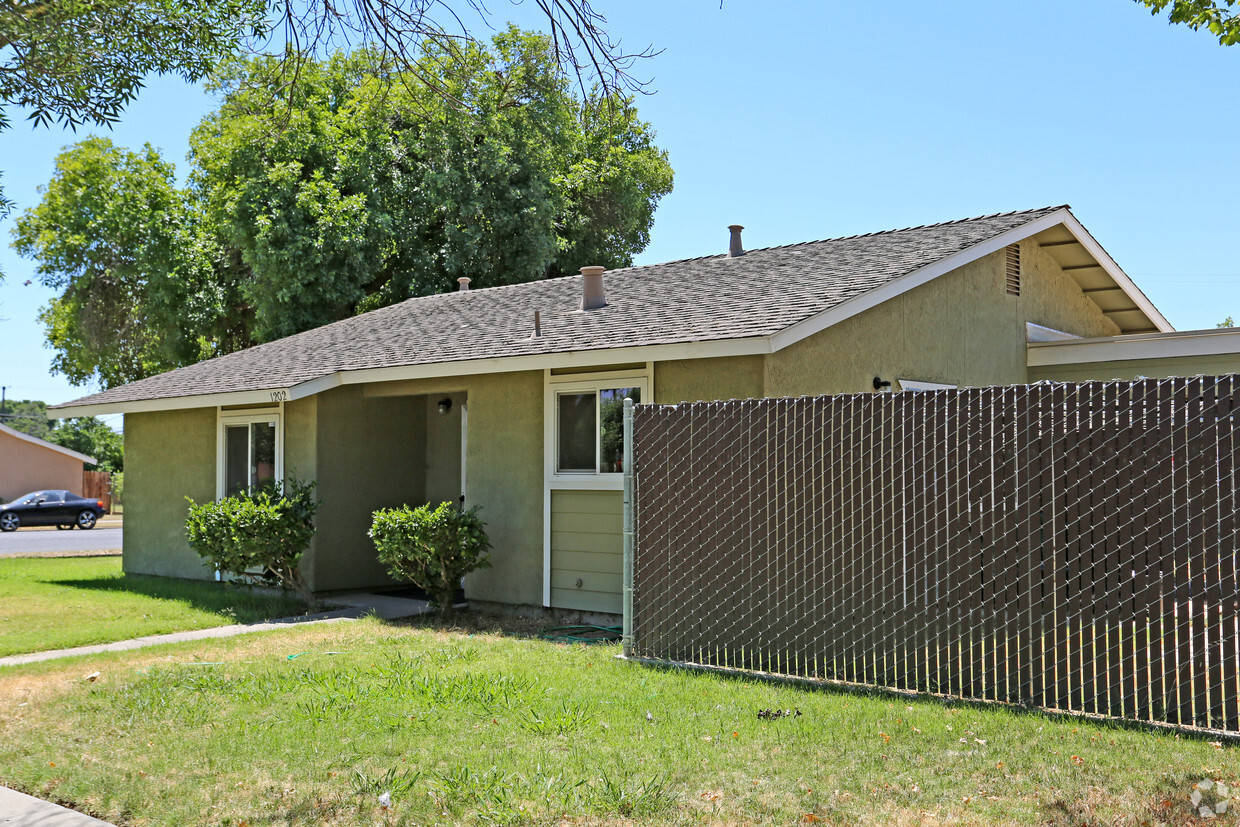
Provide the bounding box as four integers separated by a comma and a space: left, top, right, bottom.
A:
270, 390, 289, 402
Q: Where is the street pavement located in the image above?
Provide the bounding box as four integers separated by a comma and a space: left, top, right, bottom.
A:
0, 527, 122, 557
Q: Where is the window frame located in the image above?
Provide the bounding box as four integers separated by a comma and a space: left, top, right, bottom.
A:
544, 369, 649, 486
215, 406, 284, 500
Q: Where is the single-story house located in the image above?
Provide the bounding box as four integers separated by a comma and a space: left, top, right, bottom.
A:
50, 204, 1232, 616
0, 421, 97, 503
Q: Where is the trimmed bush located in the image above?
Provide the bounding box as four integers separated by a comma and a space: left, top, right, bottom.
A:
185, 478, 320, 608
369, 502, 492, 618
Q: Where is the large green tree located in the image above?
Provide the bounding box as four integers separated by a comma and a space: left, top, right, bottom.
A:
192, 32, 671, 341
10, 136, 217, 387
14, 31, 673, 385
1136, 1, 1240, 45
0, 1, 649, 241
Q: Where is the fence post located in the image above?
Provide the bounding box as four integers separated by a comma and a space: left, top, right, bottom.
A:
622, 397, 635, 658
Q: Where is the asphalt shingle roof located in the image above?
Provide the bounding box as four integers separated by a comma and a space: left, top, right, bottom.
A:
54, 205, 1066, 409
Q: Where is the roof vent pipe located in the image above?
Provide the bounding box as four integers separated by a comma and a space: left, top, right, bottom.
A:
458, 277, 471, 292
727, 225, 745, 258
580, 265, 606, 310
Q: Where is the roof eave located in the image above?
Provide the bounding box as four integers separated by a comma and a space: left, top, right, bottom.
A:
47, 336, 775, 418
768, 208, 1171, 353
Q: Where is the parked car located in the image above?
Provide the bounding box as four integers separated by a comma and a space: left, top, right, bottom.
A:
0, 490, 105, 531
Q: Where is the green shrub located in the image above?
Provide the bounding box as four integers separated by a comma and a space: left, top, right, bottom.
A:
369, 502, 492, 618
185, 478, 321, 608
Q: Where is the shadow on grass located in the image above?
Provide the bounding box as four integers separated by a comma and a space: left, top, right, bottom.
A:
47, 573, 307, 624
388, 608, 558, 641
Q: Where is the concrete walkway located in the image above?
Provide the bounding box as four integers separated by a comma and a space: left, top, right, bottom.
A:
0, 786, 115, 826
0, 593, 429, 824
0, 592, 429, 668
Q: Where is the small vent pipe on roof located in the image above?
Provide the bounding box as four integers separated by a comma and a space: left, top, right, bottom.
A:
727, 224, 745, 258
580, 265, 606, 310
458, 277, 471, 291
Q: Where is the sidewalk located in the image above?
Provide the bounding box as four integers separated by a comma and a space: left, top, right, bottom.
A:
0, 592, 429, 824
0, 786, 115, 826
0, 592, 429, 668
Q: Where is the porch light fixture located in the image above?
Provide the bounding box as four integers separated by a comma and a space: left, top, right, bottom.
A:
872, 376, 892, 391
437, 397, 453, 414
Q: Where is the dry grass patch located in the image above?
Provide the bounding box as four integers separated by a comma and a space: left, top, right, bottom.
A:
1, 615, 1239, 825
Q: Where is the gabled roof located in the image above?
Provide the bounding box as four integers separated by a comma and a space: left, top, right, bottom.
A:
0, 422, 97, 465
50, 204, 1171, 417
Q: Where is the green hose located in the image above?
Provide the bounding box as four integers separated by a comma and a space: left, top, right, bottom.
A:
538, 625, 622, 644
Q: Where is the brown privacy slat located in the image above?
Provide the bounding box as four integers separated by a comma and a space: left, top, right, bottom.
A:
1205, 377, 1229, 729
1222, 379, 1240, 731
1096, 382, 1122, 718
1132, 379, 1159, 722
1193, 378, 1218, 728
1153, 379, 1178, 723
847, 395, 864, 684
966, 388, 991, 702
1050, 382, 1071, 713
906, 392, 928, 692
1180, 378, 1203, 726
629, 377, 1240, 735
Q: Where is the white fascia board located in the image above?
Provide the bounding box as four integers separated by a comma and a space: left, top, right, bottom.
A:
48, 387, 294, 419
1029, 328, 1240, 367
1057, 212, 1173, 334
0, 422, 97, 465
769, 209, 1075, 352
47, 337, 771, 418
767, 208, 1173, 353
333, 337, 771, 387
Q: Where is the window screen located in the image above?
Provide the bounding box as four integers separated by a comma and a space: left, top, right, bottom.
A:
599, 387, 640, 472
225, 425, 249, 495
251, 421, 276, 489
558, 393, 596, 472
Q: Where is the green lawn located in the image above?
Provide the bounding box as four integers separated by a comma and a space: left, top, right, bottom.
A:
1, 615, 1236, 826
0, 556, 305, 657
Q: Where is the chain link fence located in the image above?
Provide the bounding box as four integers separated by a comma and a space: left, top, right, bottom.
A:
628, 376, 1240, 734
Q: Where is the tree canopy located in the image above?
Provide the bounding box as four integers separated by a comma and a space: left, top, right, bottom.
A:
0, 1, 649, 236
1136, 0, 1240, 45
13, 31, 673, 388
10, 136, 214, 387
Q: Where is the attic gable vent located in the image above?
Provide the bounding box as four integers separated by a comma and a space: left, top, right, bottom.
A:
1005, 244, 1021, 296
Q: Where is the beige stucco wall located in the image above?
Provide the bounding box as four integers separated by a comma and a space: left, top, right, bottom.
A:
424, 393, 464, 508
123, 408, 216, 580
0, 433, 88, 503
764, 244, 1120, 397
363, 370, 544, 607
656, 355, 765, 404
309, 386, 424, 592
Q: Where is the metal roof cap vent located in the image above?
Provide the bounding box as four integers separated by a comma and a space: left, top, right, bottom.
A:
458, 277, 471, 291
727, 224, 745, 258
580, 265, 606, 310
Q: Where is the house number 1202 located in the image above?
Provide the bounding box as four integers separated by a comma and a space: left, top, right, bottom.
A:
270, 390, 288, 402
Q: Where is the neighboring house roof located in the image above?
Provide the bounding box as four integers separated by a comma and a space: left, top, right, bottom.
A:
50, 204, 1171, 417
0, 422, 97, 465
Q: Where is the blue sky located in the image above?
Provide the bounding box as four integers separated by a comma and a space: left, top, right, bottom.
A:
1, 0, 1237, 410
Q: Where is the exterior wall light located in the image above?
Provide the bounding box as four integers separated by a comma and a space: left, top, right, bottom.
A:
438, 397, 453, 414
872, 377, 892, 391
